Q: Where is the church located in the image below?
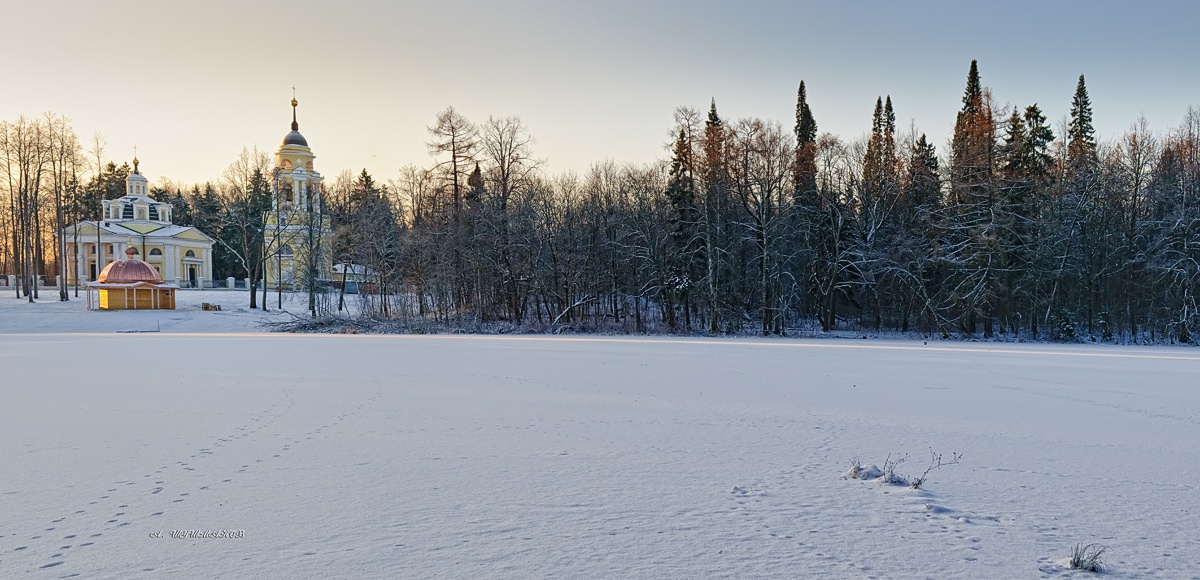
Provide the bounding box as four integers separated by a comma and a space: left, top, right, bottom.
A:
58, 96, 331, 292
263, 96, 332, 289
59, 158, 216, 287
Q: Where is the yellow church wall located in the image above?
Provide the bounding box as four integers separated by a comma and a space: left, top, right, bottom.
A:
263, 232, 332, 287
176, 230, 209, 242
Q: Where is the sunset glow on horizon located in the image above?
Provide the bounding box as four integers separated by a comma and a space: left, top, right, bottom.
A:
3, 0, 1197, 185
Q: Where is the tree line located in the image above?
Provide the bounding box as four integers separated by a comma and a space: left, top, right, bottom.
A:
4, 60, 1199, 342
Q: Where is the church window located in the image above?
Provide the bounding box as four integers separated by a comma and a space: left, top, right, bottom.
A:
280, 245, 294, 257
279, 216, 288, 227
149, 205, 159, 221
122, 204, 134, 219
282, 159, 293, 170
185, 250, 196, 258
149, 248, 162, 256
137, 208, 146, 220
305, 161, 313, 171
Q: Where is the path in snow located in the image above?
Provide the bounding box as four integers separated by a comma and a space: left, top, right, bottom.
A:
1, 334, 1197, 578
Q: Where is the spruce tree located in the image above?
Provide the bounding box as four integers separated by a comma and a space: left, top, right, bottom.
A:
795, 81, 817, 146
962, 60, 983, 115
884, 95, 896, 163
665, 125, 698, 330
863, 96, 898, 198
952, 61, 992, 186
666, 128, 696, 227
949, 59, 998, 336
1001, 107, 1029, 177
466, 162, 485, 208
1067, 74, 1097, 169
793, 81, 818, 205
908, 134, 940, 211
1023, 104, 1054, 179
702, 99, 728, 333
863, 97, 886, 193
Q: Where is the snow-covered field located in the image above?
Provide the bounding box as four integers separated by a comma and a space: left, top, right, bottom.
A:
0, 289, 319, 333
1, 308, 1199, 577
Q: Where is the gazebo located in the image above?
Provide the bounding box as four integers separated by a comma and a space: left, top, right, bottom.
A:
86, 247, 178, 310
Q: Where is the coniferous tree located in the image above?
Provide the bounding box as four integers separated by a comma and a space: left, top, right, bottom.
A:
949, 59, 998, 336
80, 162, 130, 221
898, 134, 943, 335
997, 104, 1055, 337
862, 96, 898, 198
167, 189, 192, 225
790, 82, 822, 324
700, 99, 731, 332
1067, 74, 1098, 171
794, 81, 818, 203
1061, 74, 1105, 336
665, 124, 698, 330
856, 96, 900, 329
466, 162, 485, 208
1023, 104, 1055, 180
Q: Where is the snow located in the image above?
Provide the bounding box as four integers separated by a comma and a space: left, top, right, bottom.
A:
0, 289, 316, 333
1, 303, 1199, 577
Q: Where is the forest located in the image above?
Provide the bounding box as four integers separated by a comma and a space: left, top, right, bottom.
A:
3, 60, 1198, 342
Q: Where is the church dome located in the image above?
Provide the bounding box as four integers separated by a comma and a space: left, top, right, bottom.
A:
283, 130, 308, 147
97, 248, 164, 284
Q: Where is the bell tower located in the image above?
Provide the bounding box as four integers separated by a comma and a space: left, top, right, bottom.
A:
264, 92, 332, 290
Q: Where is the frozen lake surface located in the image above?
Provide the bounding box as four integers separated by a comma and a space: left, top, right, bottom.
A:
2, 332, 1198, 578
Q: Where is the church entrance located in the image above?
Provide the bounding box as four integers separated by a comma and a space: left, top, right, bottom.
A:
188, 265, 197, 288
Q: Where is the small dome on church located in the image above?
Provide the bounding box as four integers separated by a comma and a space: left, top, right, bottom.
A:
283, 131, 308, 147
97, 248, 164, 284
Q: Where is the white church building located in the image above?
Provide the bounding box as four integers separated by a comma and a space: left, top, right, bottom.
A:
59, 158, 216, 287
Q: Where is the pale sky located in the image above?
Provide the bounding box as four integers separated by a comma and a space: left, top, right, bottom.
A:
3, 0, 1197, 186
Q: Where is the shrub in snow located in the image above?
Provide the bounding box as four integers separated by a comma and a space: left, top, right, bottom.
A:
879, 453, 908, 485
1068, 543, 1107, 572
1051, 309, 1080, 342
843, 455, 906, 485
910, 450, 963, 490
845, 450, 962, 489
844, 459, 882, 480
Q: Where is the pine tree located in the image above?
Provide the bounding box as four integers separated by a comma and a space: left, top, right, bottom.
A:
701, 99, 729, 333
79, 162, 130, 221
949, 59, 998, 336
962, 60, 983, 115
884, 95, 896, 163
665, 126, 698, 329
1023, 104, 1055, 180
1067, 74, 1097, 170
793, 81, 818, 205
952, 60, 994, 203
1001, 107, 1029, 177
466, 162, 485, 208
863, 96, 898, 197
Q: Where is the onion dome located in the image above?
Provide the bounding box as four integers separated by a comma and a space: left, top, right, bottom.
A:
283, 131, 308, 146
97, 247, 164, 284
